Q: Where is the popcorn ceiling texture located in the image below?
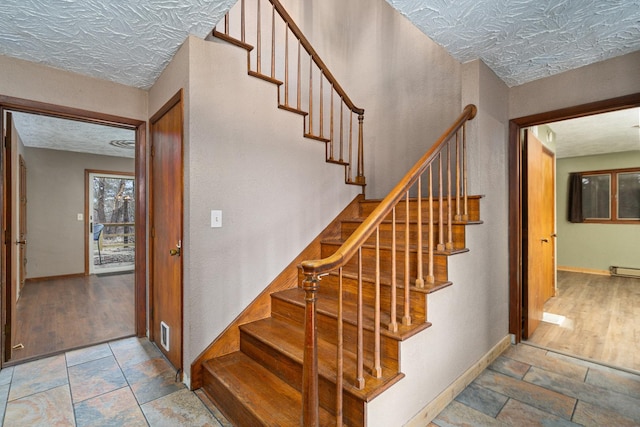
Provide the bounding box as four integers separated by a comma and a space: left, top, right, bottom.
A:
386, 0, 640, 87
0, 0, 236, 89
0, 0, 639, 89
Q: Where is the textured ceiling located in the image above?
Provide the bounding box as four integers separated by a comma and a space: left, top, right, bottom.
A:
12, 112, 136, 158
0, 0, 236, 89
386, 0, 640, 87
2, 0, 640, 158
549, 107, 640, 158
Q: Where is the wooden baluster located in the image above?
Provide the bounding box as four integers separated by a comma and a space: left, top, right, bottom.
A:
446, 141, 453, 250
389, 206, 398, 332
348, 113, 353, 181
356, 114, 365, 185
319, 72, 324, 139
462, 125, 469, 221
270, 4, 275, 79
339, 102, 344, 162
356, 248, 364, 389
224, 12, 229, 35
416, 177, 424, 288
437, 153, 445, 251
302, 273, 319, 427
373, 227, 382, 378
455, 132, 462, 221
240, 0, 245, 42
403, 193, 411, 326
256, 0, 261, 75
427, 166, 435, 283
284, 24, 289, 107
329, 87, 334, 160
296, 40, 301, 110
336, 268, 344, 426
308, 55, 313, 135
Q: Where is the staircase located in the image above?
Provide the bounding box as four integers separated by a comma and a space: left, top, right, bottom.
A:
199, 192, 481, 426
193, 1, 481, 425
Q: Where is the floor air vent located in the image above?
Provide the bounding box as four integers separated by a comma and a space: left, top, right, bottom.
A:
160, 321, 170, 351
610, 266, 640, 278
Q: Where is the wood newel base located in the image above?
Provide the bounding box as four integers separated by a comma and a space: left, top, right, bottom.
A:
302, 274, 320, 427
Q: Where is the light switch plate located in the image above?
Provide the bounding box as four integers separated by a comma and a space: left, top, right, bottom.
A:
77, 213, 83, 221
211, 210, 222, 228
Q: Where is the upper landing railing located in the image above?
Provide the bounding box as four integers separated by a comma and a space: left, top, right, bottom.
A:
214, 0, 366, 187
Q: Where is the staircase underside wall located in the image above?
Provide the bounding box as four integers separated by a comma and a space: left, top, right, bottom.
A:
149, 35, 362, 383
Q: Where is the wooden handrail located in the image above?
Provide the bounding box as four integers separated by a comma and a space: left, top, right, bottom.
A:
269, 0, 364, 115
214, 0, 366, 187
301, 104, 477, 275
300, 104, 477, 425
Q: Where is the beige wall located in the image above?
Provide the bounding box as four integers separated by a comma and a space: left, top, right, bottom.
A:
509, 50, 640, 119
556, 151, 640, 272
25, 147, 133, 278
0, 55, 147, 121
280, 0, 463, 199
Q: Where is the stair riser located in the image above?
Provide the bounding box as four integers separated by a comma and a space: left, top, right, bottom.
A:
313, 273, 427, 323
320, 243, 450, 282
202, 369, 263, 426
271, 297, 399, 371
359, 197, 481, 222
341, 221, 468, 250
240, 331, 365, 426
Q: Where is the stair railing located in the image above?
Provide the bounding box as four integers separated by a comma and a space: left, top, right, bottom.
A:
301, 105, 477, 426
214, 0, 366, 186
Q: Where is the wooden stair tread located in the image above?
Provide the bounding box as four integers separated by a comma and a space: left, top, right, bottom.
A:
241, 317, 404, 401
212, 29, 254, 51
273, 288, 432, 341
321, 238, 470, 256
341, 218, 483, 226
324, 269, 454, 294
203, 352, 335, 425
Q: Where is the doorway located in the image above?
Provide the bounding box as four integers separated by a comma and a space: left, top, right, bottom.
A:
87, 171, 135, 275
0, 97, 147, 365
509, 93, 640, 371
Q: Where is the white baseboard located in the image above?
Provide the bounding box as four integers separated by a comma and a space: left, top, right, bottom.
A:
405, 335, 511, 427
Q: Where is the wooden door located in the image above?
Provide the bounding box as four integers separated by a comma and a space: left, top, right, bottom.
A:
150, 92, 183, 371
18, 156, 27, 293
523, 130, 546, 338
541, 147, 556, 302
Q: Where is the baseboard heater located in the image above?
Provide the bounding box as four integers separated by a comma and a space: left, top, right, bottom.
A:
610, 266, 640, 278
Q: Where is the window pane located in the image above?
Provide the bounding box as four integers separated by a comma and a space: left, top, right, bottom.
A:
618, 172, 640, 219
582, 174, 610, 219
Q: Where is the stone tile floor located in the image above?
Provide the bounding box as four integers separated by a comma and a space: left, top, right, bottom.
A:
1, 338, 638, 426
431, 344, 640, 426
0, 337, 231, 426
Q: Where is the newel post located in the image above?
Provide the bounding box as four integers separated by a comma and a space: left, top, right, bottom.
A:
355, 114, 366, 186
302, 273, 319, 426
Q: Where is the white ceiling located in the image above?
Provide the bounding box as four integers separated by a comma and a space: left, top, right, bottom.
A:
1, 0, 639, 158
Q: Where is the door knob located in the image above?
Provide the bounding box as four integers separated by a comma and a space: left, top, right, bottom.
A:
169, 241, 181, 256
541, 238, 549, 243
15, 240, 26, 245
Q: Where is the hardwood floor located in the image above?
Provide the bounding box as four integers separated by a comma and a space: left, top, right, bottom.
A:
527, 270, 640, 372
11, 273, 135, 362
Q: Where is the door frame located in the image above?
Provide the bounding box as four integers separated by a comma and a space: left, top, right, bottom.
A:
0, 95, 148, 366
148, 89, 184, 371
508, 92, 640, 343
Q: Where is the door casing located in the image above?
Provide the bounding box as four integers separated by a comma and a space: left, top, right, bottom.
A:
508, 92, 640, 343
0, 96, 147, 367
